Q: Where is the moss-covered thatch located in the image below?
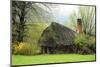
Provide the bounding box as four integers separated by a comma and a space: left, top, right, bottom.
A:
38, 22, 76, 54
39, 22, 76, 47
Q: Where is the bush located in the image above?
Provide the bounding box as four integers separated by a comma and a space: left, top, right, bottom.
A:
87, 36, 96, 53
74, 34, 88, 48
12, 42, 41, 55
74, 34, 96, 54
12, 42, 19, 54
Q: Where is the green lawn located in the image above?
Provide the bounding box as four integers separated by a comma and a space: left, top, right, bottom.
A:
12, 54, 95, 65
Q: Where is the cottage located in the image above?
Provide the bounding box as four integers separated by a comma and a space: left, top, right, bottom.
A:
38, 22, 78, 54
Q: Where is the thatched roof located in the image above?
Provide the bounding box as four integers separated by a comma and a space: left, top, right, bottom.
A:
38, 22, 76, 47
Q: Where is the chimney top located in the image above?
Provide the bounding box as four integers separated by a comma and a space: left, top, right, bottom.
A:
77, 19, 82, 22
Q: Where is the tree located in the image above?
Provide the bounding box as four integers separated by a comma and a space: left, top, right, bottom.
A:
68, 6, 96, 35
12, 1, 54, 42
12, 1, 33, 42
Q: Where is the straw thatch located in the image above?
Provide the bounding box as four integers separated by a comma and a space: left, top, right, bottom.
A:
38, 22, 76, 54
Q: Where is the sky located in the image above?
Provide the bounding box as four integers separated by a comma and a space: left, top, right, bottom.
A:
51, 5, 78, 25
38, 3, 79, 25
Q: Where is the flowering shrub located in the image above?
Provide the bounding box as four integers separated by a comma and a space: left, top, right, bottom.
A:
12, 42, 41, 55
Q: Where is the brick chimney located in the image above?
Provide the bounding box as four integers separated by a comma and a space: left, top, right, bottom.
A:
76, 19, 83, 33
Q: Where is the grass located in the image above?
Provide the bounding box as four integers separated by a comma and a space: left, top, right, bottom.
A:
12, 54, 95, 65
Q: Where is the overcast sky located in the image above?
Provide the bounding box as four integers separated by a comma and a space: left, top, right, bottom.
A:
38, 3, 79, 25
51, 5, 78, 25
